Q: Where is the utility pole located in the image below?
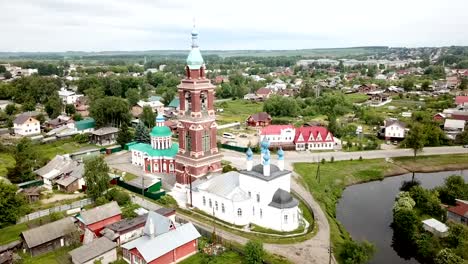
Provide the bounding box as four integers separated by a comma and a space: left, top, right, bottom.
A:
316, 157, 321, 183
329, 241, 333, 264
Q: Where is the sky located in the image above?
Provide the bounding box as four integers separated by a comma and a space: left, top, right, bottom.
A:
0, 0, 467, 52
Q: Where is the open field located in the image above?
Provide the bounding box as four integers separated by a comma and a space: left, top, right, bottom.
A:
294, 153, 468, 260
344, 93, 368, 103
215, 100, 264, 124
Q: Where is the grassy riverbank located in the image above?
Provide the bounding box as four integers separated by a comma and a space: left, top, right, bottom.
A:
294, 153, 468, 262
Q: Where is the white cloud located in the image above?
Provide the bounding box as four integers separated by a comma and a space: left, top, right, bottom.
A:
0, 0, 467, 51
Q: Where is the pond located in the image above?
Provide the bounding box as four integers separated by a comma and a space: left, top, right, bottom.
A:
336, 170, 468, 264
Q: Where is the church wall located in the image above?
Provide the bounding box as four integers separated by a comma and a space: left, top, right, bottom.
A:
238, 171, 291, 206
192, 190, 251, 226
260, 206, 300, 232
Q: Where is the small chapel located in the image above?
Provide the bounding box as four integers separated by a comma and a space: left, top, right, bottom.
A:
191, 139, 301, 232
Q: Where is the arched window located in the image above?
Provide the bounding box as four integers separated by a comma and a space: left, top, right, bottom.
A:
215, 201, 218, 211
222, 203, 225, 213
252, 207, 255, 216
202, 196, 206, 206
260, 209, 263, 218
284, 215, 288, 224
202, 130, 210, 152
248, 191, 251, 198
209, 199, 212, 208
237, 208, 242, 217
256, 194, 260, 203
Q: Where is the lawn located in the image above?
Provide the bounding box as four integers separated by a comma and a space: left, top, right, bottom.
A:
35, 139, 96, 161
393, 154, 468, 172
344, 93, 368, 103
0, 222, 28, 245
215, 100, 264, 124
20, 245, 76, 264
0, 152, 14, 177
179, 251, 243, 264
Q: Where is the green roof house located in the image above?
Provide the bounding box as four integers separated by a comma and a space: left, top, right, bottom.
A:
168, 98, 180, 110
74, 118, 95, 133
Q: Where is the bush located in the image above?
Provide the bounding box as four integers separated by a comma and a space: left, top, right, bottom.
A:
222, 164, 238, 173
73, 133, 89, 144
338, 240, 375, 264
321, 158, 326, 164
122, 203, 139, 219
330, 156, 335, 163
95, 196, 109, 206
106, 189, 131, 206
244, 240, 264, 264
359, 156, 363, 161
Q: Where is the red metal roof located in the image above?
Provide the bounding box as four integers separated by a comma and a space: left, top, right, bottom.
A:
256, 88, 272, 95
294, 126, 333, 143
455, 96, 468, 105
448, 200, 468, 217
260, 125, 294, 135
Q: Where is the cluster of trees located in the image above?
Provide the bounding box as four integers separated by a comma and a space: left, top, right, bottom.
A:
0, 181, 29, 228
263, 96, 300, 117
6, 138, 39, 183
216, 74, 266, 99
89, 97, 131, 128
338, 240, 375, 264
391, 176, 468, 263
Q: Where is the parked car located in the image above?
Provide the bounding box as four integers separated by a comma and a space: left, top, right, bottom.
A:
222, 132, 235, 139
463, 145, 468, 148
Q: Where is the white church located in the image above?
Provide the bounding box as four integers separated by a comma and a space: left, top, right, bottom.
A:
190, 139, 301, 232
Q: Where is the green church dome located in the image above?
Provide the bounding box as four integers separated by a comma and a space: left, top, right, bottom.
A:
150, 126, 171, 137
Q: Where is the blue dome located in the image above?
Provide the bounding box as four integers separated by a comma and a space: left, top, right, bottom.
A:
191, 29, 198, 36
260, 137, 270, 150
156, 113, 165, 123
277, 147, 284, 160
246, 148, 253, 160
263, 151, 270, 165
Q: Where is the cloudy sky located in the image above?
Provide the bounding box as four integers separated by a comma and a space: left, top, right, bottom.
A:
1, 0, 467, 52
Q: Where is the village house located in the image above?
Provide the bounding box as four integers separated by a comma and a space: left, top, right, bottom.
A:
433, 113, 446, 122
444, 119, 466, 139
255, 87, 273, 100
75, 97, 89, 117
21, 187, 41, 203
58, 87, 83, 105
260, 125, 335, 151
73, 118, 95, 134
213, 75, 229, 84
137, 99, 164, 114
167, 98, 180, 112
446, 76, 460, 88
35, 154, 85, 192
90, 127, 119, 146
101, 214, 147, 245
451, 111, 468, 122
21, 217, 76, 256
382, 119, 407, 140
13, 114, 40, 136
246, 112, 272, 127
455, 96, 468, 108
122, 211, 201, 264
45, 115, 74, 130
77, 201, 122, 243
69, 237, 117, 264
243, 93, 258, 101
447, 200, 468, 225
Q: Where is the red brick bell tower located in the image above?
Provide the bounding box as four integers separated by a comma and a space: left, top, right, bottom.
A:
174, 27, 222, 185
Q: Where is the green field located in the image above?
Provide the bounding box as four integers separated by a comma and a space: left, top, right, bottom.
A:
215, 100, 264, 124
179, 251, 243, 264
0, 222, 28, 245
344, 93, 369, 103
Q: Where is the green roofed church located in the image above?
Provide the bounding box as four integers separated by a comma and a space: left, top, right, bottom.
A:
129, 114, 179, 174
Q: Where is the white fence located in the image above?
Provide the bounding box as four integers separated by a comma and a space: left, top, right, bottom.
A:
18, 198, 93, 223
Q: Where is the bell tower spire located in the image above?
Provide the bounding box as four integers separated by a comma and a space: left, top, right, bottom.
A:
175, 26, 222, 186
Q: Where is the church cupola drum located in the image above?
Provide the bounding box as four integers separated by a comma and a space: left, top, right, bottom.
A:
175, 27, 223, 185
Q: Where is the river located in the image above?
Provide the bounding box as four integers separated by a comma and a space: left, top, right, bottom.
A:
336, 170, 468, 264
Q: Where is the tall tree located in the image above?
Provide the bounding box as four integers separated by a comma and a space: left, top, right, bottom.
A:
117, 123, 133, 147
89, 96, 131, 128
7, 137, 38, 183
65, 104, 76, 116
162, 90, 175, 106
134, 122, 150, 144
83, 156, 110, 200
0, 181, 28, 228
403, 123, 426, 159
125, 88, 140, 106
45, 95, 63, 119
435, 249, 463, 264
338, 240, 376, 264
141, 106, 155, 128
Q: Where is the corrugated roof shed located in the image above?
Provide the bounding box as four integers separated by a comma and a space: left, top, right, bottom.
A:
79, 201, 121, 225
69, 237, 116, 264
21, 217, 76, 248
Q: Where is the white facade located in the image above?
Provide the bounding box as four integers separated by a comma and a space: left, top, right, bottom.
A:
14, 117, 40, 136
58, 88, 83, 104
190, 146, 301, 232
259, 126, 295, 144
137, 100, 164, 114
77, 249, 117, 264
385, 123, 406, 138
